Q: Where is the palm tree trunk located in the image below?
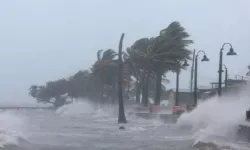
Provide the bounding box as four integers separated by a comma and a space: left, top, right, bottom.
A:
141, 70, 146, 105
135, 79, 141, 104
118, 33, 127, 124
127, 81, 130, 94
154, 70, 163, 105
112, 82, 116, 104
100, 84, 104, 104
143, 70, 149, 107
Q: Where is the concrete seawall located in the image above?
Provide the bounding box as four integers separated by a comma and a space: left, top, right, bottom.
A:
237, 122, 250, 141
134, 112, 179, 123
0, 107, 53, 110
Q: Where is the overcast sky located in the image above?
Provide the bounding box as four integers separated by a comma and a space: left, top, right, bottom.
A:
0, 0, 249, 104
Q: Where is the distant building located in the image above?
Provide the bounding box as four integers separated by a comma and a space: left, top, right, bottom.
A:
166, 89, 194, 107
165, 87, 218, 107
164, 78, 249, 107
210, 79, 248, 94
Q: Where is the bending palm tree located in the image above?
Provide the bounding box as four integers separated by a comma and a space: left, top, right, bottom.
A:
92, 49, 117, 102
125, 21, 193, 106
118, 33, 127, 124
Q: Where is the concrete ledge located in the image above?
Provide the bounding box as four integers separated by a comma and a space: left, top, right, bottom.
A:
135, 112, 156, 120
134, 112, 179, 123
237, 124, 250, 141
159, 114, 179, 123
0, 107, 53, 110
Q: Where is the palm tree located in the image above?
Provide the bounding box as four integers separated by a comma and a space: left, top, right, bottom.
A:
123, 48, 142, 104
92, 49, 118, 102
125, 38, 154, 106
148, 74, 169, 100
128, 21, 193, 105
68, 70, 91, 99
118, 33, 127, 124
152, 21, 193, 105
28, 21, 193, 109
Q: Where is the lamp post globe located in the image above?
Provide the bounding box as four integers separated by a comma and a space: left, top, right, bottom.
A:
227, 48, 237, 56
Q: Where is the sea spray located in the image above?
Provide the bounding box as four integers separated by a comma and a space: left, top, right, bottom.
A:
177, 91, 250, 148
56, 99, 117, 118
56, 100, 96, 116
0, 111, 27, 147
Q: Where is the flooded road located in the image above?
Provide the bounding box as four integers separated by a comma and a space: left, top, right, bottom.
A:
0, 100, 249, 150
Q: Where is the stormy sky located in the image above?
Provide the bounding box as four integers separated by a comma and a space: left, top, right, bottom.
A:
0, 0, 249, 104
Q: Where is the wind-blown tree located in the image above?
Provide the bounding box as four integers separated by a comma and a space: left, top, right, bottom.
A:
43, 79, 69, 107
128, 75, 169, 103
91, 49, 118, 103
123, 48, 141, 103
29, 70, 92, 107
29, 79, 69, 107
29, 85, 49, 103
28, 21, 193, 109
127, 21, 193, 106
125, 38, 154, 106
118, 33, 127, 124
152, 21, 193, 105
148, 74, 169, 100
122, 50, 137, 101
68, 70, 92, 99
29, 85, 39, 98
126, 37, 172, 106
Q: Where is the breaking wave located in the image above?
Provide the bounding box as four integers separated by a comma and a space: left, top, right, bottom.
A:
177, 93, 250, 149
0, 111, 27, 148
56, 100, 117, 118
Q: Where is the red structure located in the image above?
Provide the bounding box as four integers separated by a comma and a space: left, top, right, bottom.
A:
149, 105, 169, 113
172, 105, 186, 115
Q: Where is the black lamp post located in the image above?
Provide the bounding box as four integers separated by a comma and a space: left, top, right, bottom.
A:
218, 43, 237, 96
175, 60, 189, 106
223, 64, 228, 92
194, 50, 209, 107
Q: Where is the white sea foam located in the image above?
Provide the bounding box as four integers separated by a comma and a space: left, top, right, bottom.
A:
0, 111, 26, 147
56, 99, 117, 118
177, 86, 250, 149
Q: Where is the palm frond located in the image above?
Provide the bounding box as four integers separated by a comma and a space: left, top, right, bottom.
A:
102, 49, 117, 60
97, 50, 103, 61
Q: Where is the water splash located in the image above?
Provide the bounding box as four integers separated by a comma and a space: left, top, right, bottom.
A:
56, 100, 96, 116
177, 91, 250, 148
56, 99, 117, 118
0, 111, 26, 147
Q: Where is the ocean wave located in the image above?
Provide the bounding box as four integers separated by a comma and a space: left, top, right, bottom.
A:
0, 111, 27, 148
177, 93, 250, 149
56, 100, 117, 118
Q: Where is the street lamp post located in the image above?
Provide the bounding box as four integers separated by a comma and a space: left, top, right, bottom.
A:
175, 60, 189, 106
223, 64, 228, 92
218, 43, 237, 96
194, 50, 209, 107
